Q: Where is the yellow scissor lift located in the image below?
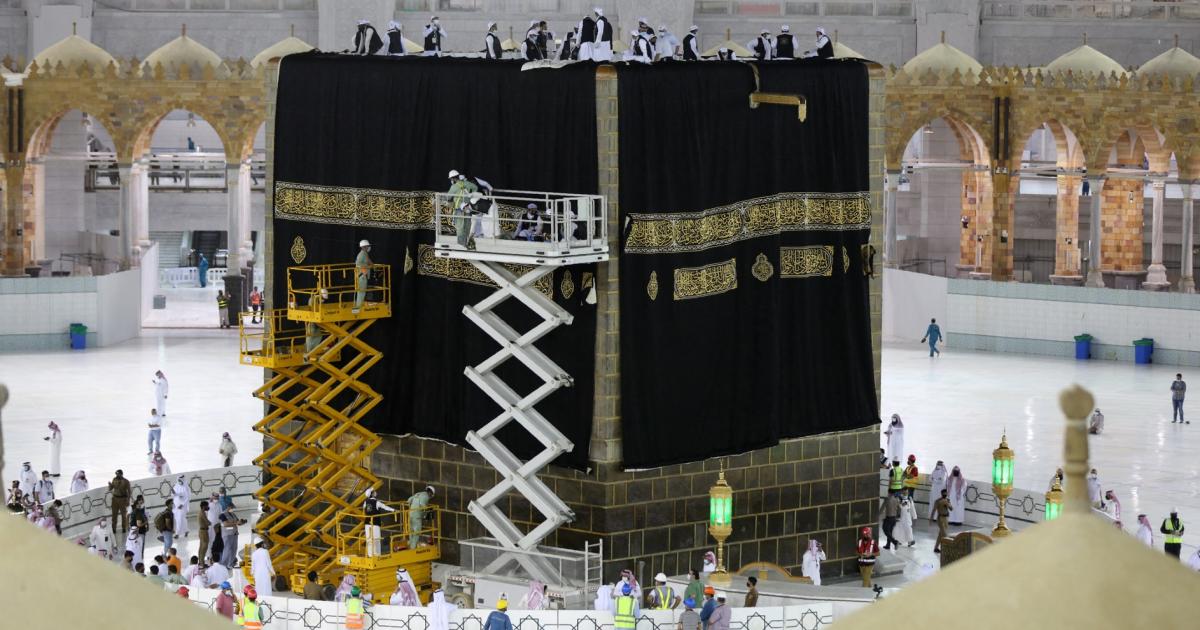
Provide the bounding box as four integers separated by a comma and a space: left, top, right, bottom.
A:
238, 262, 440, 597
333, 501, 441, 604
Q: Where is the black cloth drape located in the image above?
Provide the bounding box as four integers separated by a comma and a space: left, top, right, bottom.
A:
272, 54, 598, 467
617, 59, 878, 468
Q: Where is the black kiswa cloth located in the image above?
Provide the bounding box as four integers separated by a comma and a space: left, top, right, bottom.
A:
616, 59, 878, 468
273, 54, 598, 468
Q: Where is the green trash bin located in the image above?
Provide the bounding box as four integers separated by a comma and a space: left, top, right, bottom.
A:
69, 323, 88, 350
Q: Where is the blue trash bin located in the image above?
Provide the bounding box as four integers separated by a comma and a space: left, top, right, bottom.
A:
1134, 338, 1154, 364
1074, 334, 1093, 360
69, 323, 87, 350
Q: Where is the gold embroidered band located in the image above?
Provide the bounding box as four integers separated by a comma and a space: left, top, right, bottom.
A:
673, 258, 738, 301
416, 245, 553, 296
275, 182, 436, 229
780, 246, 834, 278
625, 191, 870, 254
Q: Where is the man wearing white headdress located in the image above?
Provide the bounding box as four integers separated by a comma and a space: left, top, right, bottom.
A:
624, 30, 650, 63
335, 574, 357, 602
894, 494, 917, 547
774, 25, 796, 59
251, 538, 276, 598
484, 22, 503, 59
363, 487, 395, 557
428, 589, 458, 630
390, 568, 421, 606
945, 465, 967, 525
353, 20, 383, 55
654, 26, 678, 61
172, 474, 191, 538
701, 550, 717, 575
18, 462, 36, 497
70, 470, 88, 494
884, 414, 904, 462
802, 27, 833, 58
1086, 468, 1104, 509
90, 517, 115, 559
423, 16, 447, 57
384, 21, 405, 56
592, 8, 614, 61
682, 26, 700, 61
748, 29, 773, 61
801, 539, 825, 585
1135, 514, 1154, 546
519, 580, 547, 610
927, 460, 947, 519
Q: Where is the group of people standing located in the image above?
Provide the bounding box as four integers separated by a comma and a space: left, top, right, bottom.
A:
347, 10, 838, 64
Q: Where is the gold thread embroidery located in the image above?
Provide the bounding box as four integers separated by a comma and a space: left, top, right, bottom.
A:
415, 245, 552, 295
290, 236, 306, 264
581, 272, 594, 290
404, 247, 414, 274
275, 182, 436, 229
843, 246, 850, 273
752, 253, 774, 282
780, 246, 834, 278
561, 270, 575, 299
673, 258, 738, 301
647, 271, 659, 301
625, 191, 871, 254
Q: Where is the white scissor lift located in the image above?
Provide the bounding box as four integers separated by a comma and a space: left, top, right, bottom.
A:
433, 189, 608, 607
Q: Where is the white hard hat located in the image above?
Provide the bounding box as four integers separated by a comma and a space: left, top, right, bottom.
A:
359, 239, 370, 247
655, 572, 667, 582
716, 591, 726, 600
448, 169, 460, 179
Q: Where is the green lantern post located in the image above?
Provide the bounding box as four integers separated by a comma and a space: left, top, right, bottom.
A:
1045, 478, 1064, 521
992, 434, 1015, 538
708, 466, 733, 574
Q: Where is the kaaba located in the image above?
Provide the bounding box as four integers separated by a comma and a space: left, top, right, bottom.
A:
267, 53, 884, 581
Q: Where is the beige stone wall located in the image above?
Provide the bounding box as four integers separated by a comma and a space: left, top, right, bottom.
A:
1054, 174, 1082, 275
1100, 178, 1145, 272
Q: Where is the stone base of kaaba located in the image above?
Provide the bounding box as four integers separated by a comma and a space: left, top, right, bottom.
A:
371, 425, 880, 583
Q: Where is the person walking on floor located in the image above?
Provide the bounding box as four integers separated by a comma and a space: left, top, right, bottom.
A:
880, 492, 901, 550
932, 488, 952, 553
198, 253, 209, 288
44, 421, 62, 477
147, 409, 164, 455
154, 499, 175, 556
1171, 373, 1188, 424
1161, 509, 1185, 557
248, 287, 262, 324
152, 371, 169, 419
219, 432, 238, 467
856, 527, 879, 587
921, 317, 942, 356
216, 291, 230, 328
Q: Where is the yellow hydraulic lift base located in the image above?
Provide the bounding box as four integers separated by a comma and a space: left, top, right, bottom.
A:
238, 263, 441, 599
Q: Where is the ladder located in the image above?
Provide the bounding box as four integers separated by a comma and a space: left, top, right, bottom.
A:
463, 260, 576, 583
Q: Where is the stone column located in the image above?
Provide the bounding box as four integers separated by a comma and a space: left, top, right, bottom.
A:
2, 163, 26, 276
884, 170, 899, 267
1084, 175, 1106, 288
589, 66, 621, 466
238, 161, 254, 270
1050, 173, 1082, 284
116, 163, 133, 269
224, 163, 246, 318
1180, 181, 1196, 294
136, 159, 151, 254
1143, 177, 1169, 290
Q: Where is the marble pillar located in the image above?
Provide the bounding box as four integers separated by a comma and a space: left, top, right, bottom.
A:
1143, 177, 1169, 290
224, 163, 246, 315
116, 164, 133, 270
884, 170, 899, 267
1049, 173, 1082, 285
1084, 175, 1106, 288
137, 160, 151, 254
1181, 182, 1196, 294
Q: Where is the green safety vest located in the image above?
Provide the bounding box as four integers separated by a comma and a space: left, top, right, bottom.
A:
889, 466, 905, 491
218, 296, 229, 308
1162, 519, 1184, 544
653, 586, 674, 610
614, 595, 636, 629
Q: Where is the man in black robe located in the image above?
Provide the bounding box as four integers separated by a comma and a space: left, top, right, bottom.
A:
594, 8, 613, 61
353, 20, 383, 55
775, 25, 796, 59
803, 27, 834, 58
522, 28, 544, 61
682, 26, 700, 61
384, 20, 404, 56
423, 16, 446, 56
560, 29, 577, 60
577, 14, 596, 60
749, 29, 773, 60
536, 20, 554, 58
484, 22, 503, 59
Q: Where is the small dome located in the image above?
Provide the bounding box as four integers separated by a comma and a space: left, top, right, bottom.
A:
29, 35, 116, 72
251, 36, 314, 66
902, 42, 982, 76
833, 41, 863, 59
1139, 46, 1200, 80
144, 30, 223, 71
1045, 44, 1125, 76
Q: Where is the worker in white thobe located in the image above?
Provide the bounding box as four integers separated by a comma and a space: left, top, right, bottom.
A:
927, 461, 948, 519
1136, 514, 1154, 546
945, 466, 967, 525
1087, 469, 1104, 509
251, 541, 275, 598
153, 371, 169, 418
884, 414, 904, 462
70, 470, 88, 494
172, 475, 191, 538
801, 540, 825, 586
90, 517, 115, 559
45, 422, 62, 476
390, 568, 420, 606
894, 495, 917, 547
18, 462, 36, 496
363, 487, 395, 557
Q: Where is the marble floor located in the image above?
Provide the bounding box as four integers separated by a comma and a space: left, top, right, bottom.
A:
143, 286, 265, 330
881, 340, 1200, 552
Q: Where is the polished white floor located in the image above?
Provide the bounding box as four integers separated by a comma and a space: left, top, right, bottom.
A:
0, 331, 263, 490
882, 341, 1199, 550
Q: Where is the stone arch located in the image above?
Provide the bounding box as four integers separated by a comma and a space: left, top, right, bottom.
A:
236, 117, 268, 163
129, 102, 234, 162
886, 105, 993, 171
23, 100, 118, 162
1011, 119, 1087, 281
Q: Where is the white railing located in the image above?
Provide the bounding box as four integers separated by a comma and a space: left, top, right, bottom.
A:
43, 465, 261, 542
695, 0, 914, 17
176, 589, 837, 630
982, 0, 1200, 21
159, 267, 266, 289
433, 189, 608, 263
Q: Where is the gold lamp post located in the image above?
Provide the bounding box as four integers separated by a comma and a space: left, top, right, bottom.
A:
1044, 478, 1064, 521
991, 434, 1015, 538
708, 466, 734, 574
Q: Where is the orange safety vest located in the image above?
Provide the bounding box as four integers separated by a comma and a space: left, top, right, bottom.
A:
345, 597, 364, 630
249, 291, 262, 305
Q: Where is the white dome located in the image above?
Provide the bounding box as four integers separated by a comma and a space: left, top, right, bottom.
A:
1139, 46, 1200, 80
144, 31, 223, 71
1045, 44, 1125, 76
251, 36, 314, 66
902, 42, 982, 76
29, 35, 116, 72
